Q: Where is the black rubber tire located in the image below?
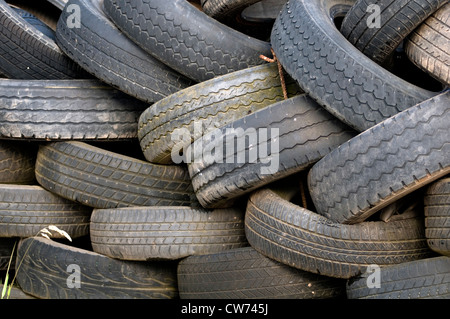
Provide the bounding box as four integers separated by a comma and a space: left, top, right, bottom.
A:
340, 0, 448, 65
201, 0, 260, 18
138, 63, 302, 165
35, 141, 198, 209
188, 94, 356, 208
346, 256, 450, 299
90, 206, 247, 260
405, 3, 450, 87
0, 184, 91, 238
0, 0, 89, 79
308, 91, 450, 224
55, 0, 194, 104
424, 177, 450, 256
0, 237, 17, 271
15, 237, 179, 299
103, 0, 272, 82
245, 187, 433, 279
177, 246, 346, 299
270, 0, 438, 132
0, 140, 37, 184
0, 79, 148, 141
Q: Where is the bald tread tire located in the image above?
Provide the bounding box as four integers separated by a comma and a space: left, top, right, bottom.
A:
16, 237, 178, 299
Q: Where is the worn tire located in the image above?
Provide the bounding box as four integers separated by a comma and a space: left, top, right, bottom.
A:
270, 0, 437, 132
405, 3, 450, 87
0, 0, 89, 79
55, 0, 194, 104
103, 0, 271, 82
0, 140, 37, 184
0, 79, 148, 140
35, 141, 198, 209
346, 257, 450, 299
340, 0, 448, 65
245, 187, 433, 279
138, 63, 302, 165
90, 206, 247, 260
177, 246, 346, 299
308, 91, 450, 224
424, 177, 450, 256
188, 94, 356, 208
15, 237, 179, 299
0, 184, 91, 238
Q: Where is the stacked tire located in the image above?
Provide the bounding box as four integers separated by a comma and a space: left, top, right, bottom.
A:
0, 0, 448, 300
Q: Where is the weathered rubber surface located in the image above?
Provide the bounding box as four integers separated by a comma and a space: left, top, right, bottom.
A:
0, 184, 91, 238
346, 257, 450, 299
56, 0, 194, 104
0, 237, 16, 271
15, 237, 179, 299
0, 79, 148, 140
103, 0, 272, 82
308, 91, 450, 224
0, 0, 89, 79
340, 0, 448, 65
35, 141, 198, 209
245, 188, 433, 279
90, 206, 247, 260
177, 246, 346, 299
270, 0, 437, 132
424, 177, 450, 256
405, 3, 450, 87
138, 63, 302, 165
0, 140, 37, 184
188, 94, 356, 208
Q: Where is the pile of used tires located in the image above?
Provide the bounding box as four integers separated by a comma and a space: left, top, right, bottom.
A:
0, 0, 448, 300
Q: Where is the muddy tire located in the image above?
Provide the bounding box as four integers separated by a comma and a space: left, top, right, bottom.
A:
308, 91, 450, 224
15, 237, 179, 299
